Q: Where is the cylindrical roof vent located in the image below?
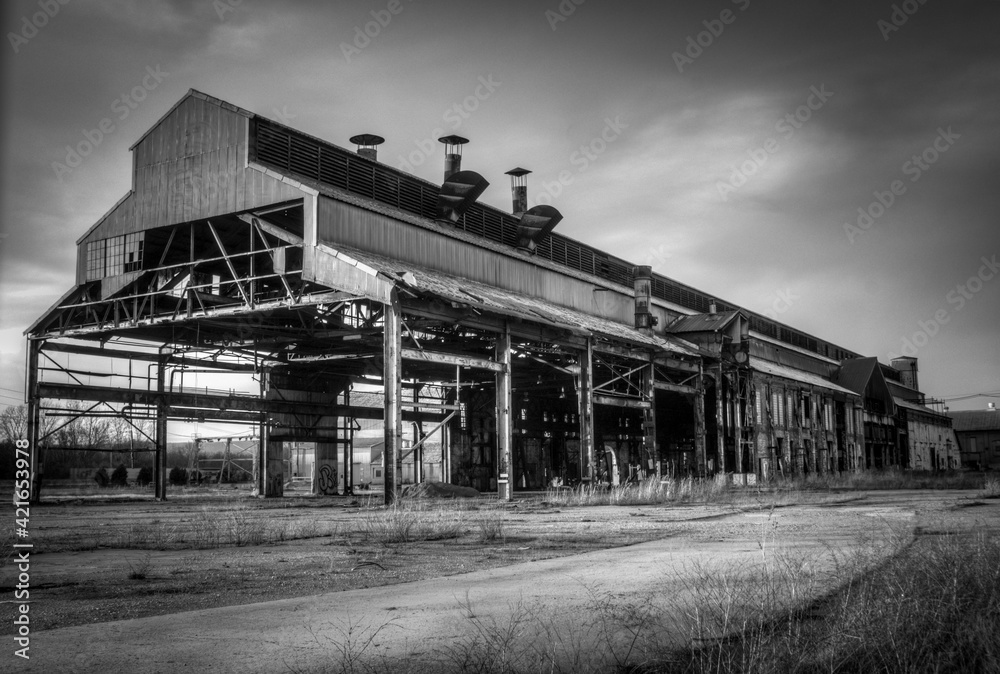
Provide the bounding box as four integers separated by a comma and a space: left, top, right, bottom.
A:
349, 134, 385, 161
505, 167, 531, 216
438, 135, 469, 181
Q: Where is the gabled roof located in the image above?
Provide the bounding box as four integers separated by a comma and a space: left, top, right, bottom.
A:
833, 357, 878, 396
834, 357, 896, 413
949, 410, 1000, 432
667, 310, 743, 334
128, 88, 255, 151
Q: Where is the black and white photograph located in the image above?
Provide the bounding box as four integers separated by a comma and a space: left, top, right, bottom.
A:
1, 1, 999, 672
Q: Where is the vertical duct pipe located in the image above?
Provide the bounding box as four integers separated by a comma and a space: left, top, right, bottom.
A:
505, 167, 531, 215
634, 265, 654, 332
438, 135, 469, 181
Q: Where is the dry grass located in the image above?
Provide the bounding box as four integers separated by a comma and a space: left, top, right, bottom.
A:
657, 531, 1000, 674
109, 503, 330, 550
358, 501, 463, 546
544, 469, 991, 510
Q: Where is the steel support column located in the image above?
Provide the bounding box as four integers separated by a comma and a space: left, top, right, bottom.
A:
26, 339, 42, 504
344, 389, 354, 495
262, 368, 283, 497
716, 364, 726, 474
314, 442, 338, 495
154, 351, 168, 500
642, 359, 658, 479
694, 373, 707, 477
496, 325, 513, 501
383, 289, 402, 505
578, 337, 595, 483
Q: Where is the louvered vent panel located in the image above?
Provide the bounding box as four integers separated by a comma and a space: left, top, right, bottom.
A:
289, 136, 320, 180
483, 210, 503, 243
319, 152, 349, 189
398, 180, 422, 214
255, 124, 290, 166
374, 171, 399, 205
347, 161, 375, 198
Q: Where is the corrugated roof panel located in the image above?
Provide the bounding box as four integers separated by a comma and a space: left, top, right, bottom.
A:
750, 356, 858, 396
949, 410, 1000, 432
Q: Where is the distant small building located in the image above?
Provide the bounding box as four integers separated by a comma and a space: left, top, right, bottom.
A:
949, 410, 1000, 470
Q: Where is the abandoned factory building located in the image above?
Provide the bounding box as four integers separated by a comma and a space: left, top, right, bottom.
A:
23, 90, 959, 502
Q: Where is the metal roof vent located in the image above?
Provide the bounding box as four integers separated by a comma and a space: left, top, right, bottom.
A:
505, 167, 531, 216
515, 204, 563, 255
437, 170, 489, 224
349, 133, 385, 161
438, 135, 468, 181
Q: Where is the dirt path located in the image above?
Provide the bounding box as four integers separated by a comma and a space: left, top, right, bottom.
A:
17, 491, 991, 674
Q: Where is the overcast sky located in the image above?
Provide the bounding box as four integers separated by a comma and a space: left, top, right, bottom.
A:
1, 0, 998, 416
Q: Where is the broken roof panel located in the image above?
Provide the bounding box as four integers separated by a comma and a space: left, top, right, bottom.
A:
336, 245, 703, 359
667, 311, 742, 334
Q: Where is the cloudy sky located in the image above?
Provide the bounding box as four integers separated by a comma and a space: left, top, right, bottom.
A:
1, 0, 998, 415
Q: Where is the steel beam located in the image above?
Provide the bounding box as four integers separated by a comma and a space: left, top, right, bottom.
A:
592, 395, 651, 410
401, 348, 504, 373
652, 381, 698, 395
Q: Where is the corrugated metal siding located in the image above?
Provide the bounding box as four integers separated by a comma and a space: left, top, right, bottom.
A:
318, 197, 633, 323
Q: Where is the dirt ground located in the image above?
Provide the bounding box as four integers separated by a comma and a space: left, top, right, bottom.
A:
4, 486, 1000, 673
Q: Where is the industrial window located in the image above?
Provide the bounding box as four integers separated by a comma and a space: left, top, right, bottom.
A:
756, 386, 764, 424
85, 232, 144, 280
85, 239, 106, 280
786, 392, 795, 427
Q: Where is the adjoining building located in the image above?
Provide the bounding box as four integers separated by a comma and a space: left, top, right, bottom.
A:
21, 90, 958, 503
950, 408, 1000, 470
834, 357, 958, 470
